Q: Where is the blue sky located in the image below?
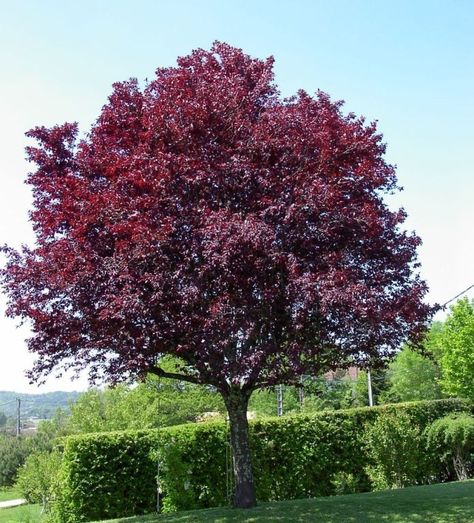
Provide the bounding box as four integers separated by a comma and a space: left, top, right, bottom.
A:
0, 0, 473, 391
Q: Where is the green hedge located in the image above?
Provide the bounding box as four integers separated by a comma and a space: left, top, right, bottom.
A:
251, 399, 471, 500
52, 399, 472, 522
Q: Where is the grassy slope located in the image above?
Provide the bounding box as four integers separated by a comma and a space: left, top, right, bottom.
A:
100, 481, 474, 523
0, 504, 42, 523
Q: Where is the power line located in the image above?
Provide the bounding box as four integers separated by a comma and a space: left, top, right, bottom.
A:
0, 398, 39, 406
0, 400, 17, 408
442, 283, 474, 308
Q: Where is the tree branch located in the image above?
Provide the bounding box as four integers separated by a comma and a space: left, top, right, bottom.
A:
149, 366, 203, 385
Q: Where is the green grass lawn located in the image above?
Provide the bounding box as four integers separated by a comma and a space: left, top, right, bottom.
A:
0, 504, 42, 523
97, 481, 474, 523
0, 490, 22, 503
0, 488, 41, 523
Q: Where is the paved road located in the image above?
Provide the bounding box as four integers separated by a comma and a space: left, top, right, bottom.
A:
0, 499, 26, 509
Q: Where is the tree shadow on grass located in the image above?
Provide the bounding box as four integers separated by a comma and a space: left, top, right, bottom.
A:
113, 481, 474, 523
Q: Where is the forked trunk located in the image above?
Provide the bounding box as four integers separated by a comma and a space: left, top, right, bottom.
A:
223, 388, 257, 508
453, 450, 469, 481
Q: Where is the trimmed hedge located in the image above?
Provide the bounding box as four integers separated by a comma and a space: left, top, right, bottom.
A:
52, 399, 472, 522
251, 399, 471, 500
53, 431, 159, 522
53, 423, 230, 522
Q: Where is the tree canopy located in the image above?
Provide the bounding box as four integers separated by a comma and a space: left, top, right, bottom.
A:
437, 298, 474, 400
384, 346, 441, 403
64, 378, 224, 433
1, 42, 431, 389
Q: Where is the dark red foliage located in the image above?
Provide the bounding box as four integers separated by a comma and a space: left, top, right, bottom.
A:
1, 42, 432, 393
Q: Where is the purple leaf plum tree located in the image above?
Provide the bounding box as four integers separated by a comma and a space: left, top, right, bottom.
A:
1, 42, 432, 508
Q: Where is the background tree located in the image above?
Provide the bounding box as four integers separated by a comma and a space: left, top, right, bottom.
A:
426, 413, 474, 481
437, 298, 474, 400
1, 42, 432, 508
65, 377, 224, 434
300, 374, 355, 411
423, 320, 445, 361
15, 449, 62, 512
249, 386, 301, 416
382, 345, 442, 403
0, 435, 33, 487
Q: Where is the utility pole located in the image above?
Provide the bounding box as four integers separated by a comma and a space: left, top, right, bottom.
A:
367, 370, 374, 407
298, 388, 304, 408
276, 384, 283, 416
16, 398, 21, 437
298, 377, 305, 408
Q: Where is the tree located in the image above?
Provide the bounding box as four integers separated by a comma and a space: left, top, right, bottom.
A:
364, 412, 426, 489
382, 345, 442, 403
0, 435, 33, 487
426, 413, 474, 481
437, 298, 474, 400
1, 42, 432, 508
423, 320, 445, 361
15, 449, 62, 512
64, 376, 224, 434
299, 374, 355, 411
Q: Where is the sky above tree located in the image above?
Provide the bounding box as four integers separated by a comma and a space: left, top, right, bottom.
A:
0, 0, 473, 392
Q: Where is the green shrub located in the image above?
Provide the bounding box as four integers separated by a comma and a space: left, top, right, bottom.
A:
330, 472, 359, 495
426, 413, 474, 480
15, 450, 62, 511
51, 399, 472, 522
364, 412, 428, 489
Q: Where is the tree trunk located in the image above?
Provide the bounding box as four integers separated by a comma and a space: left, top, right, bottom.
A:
453, 450, 469, 481
223, 388, 257, 508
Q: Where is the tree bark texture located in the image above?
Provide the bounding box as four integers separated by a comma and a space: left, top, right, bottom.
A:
224, 389, 257, 508
453, 451, 469, 481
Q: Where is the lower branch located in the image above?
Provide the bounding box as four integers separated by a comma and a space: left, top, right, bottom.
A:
149, 366, 202, 385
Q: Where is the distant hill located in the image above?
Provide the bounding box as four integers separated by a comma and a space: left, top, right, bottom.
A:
0, 390, 81, 419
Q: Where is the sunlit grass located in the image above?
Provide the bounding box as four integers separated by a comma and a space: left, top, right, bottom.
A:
98, 481, 474, 523
0, 504, 42, 523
